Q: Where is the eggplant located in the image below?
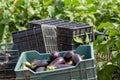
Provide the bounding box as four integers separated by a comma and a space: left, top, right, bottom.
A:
49, 57, 65, 66
35, 67, 45, 72
47, 64, 72, 70
56, 64, 72, 69
63, 51, 74, 62
31, 59, 48, 69
49, 51, 60, 62
72, 54, 82, 65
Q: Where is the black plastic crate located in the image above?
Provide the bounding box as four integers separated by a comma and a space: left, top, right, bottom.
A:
12, 26, 58, 53
12, 32, 20, 43
57, 23, 94, 51
0, 43, 19, 79
28, 18, 94, 51
57, 43, 80, 51
0, 69, 16, 79
12, 30, 30, 53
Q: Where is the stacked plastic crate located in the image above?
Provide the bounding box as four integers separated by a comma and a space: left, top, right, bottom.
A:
28, 18, 94, 51
0, 43, 19, 79
12, 18, 94, 53
12, 19, 61, 54
12, 28, 46, 53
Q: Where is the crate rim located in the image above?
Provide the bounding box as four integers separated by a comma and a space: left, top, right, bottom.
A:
28, 18, 54, 24
57, 25, 93, 29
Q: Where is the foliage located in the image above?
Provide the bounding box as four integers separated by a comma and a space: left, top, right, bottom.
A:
0, 0, 120, 80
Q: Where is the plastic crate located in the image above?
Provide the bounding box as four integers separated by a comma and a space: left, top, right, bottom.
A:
57, 23, 94, 51
0, 43, 19, 79
28, 18, 94, 51
15, 45, 97, 80
12, 26, 58, 53
12, 30, 30, 53
41, 24, 58, 52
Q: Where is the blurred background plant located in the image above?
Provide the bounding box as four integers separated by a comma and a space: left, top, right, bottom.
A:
0, 0, 120, 80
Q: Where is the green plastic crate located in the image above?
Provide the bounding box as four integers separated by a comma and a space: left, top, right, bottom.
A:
15, 45, 97, 80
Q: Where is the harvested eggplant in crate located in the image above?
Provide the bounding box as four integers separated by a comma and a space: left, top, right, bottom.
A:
15, 45, 97, 80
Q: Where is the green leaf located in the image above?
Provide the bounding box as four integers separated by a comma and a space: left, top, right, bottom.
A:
0, 26, 5, 42
98, 64, 118, 80
44, 0, 54, 6
64, 0, 71, 5
64, 10, 74, 21
105, 38, 116, 48
71, 0, 79, 6
97, 22, 114, 30
115, 40, 120, 50
96, 61, 107, 70
87, 0, 95, 4
85, 33, 90, 44
109, 29, 118, 37
95, 43, 108, 54
55, 14, 64, 19
47, 6, 55, 17
73, 36, 83, 44
112, 52, 120, 64
55, 0, 64, 11
88, 14, 96, 22
88, 4, 97, 12
94, 35, 105, 44
76, 6, 88, 11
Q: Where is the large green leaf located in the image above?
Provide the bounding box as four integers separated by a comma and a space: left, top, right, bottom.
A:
109, 29, 118, 37
97, 22, 114, 30
47, 6, 55, 17
73, 36, 83, 44
64, 10, 74, 21
55, 0, 64, 11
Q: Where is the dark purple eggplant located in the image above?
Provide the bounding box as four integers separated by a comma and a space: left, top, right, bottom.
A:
56, 64, 72, 69
47, 57, 65, 70
35, 67, 45, 72
49, 57, 65, 66
31, 59, 48, 69
50, 51, 60, 62
72, 54, 82, 65
63, 51, 74, 62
